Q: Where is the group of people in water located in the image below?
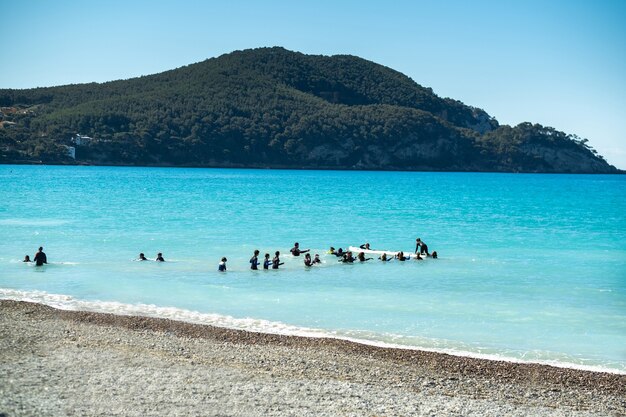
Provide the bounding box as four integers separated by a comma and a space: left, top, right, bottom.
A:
26, 238, 436, 272
240, 239, 437, 272
22, 247, 48, 266
327, 238, 437, 264
137, 252, 165, 262
244, 244, 320, 271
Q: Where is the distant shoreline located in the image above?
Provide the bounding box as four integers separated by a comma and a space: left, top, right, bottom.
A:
1, 299, 624, 416
1, 161, 624, 174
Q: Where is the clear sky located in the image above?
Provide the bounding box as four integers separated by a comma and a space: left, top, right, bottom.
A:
2, 0, 625, 168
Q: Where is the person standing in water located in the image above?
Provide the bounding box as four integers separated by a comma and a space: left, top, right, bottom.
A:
415, 238, 430, 257
290, 242, 310, 256
156, 253, 165, 262
250, 250, 260, 270
34, 247, 47, 266
272, 251, 284, 269
312, 254, 322, 264
304, 253, 313, 267
263, 253, 272, 270
218, 257, 227, 272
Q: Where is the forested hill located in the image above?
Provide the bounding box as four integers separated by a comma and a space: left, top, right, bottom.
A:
0, 47, 618, 173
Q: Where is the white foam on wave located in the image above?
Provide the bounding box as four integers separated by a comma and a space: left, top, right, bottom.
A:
2, 288, 624, 375
0, 288, 330, 339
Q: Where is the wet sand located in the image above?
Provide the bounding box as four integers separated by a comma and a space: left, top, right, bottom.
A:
1, 300, 624, 416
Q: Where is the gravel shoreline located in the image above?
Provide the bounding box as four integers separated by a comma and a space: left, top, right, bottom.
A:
1, 300, 624, 416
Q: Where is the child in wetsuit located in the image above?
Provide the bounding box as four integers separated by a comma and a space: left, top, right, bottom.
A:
272, 251, 284, 269
250, 250, 260, 270
218, 257, 227, 272
263, 253, 271, 269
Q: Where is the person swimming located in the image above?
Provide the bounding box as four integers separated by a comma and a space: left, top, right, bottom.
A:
340, 251, 355, 263
138, 253, 148, 261
272, 251, 284, 269
156, 252, 165, 262
34, 247, 47, 266
263, 253, 271, 270
250, 250, 260, 270
312, 254, 322, 264
218, 257, 227, 272
357, 252, 373, 262
23, 255, 32, 263
290, 242, 310, 256
379, 253, 392, 262
396, 251, 409, 261
304, 253, 313, 267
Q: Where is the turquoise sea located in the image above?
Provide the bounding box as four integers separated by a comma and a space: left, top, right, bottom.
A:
1, 165, 625, 373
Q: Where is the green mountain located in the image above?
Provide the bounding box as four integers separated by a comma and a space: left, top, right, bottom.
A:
0, 47, 618, 173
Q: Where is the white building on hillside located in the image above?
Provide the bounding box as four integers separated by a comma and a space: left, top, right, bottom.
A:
72, 134, 94, 145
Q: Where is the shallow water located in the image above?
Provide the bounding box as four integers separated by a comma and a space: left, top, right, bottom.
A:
1, 165, 625, 372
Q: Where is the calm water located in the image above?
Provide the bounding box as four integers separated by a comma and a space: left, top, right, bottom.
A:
1, 165, 625, 372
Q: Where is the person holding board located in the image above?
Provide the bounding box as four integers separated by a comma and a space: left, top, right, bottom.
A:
415, 238, 430, 257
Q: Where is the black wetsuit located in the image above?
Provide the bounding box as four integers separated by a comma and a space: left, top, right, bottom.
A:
272, 257, 281, 269
263, 259, 271, 269
250, 256, 259, 270
34, 251, 47, 266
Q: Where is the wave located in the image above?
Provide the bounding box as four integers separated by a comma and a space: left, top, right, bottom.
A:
1, 288, 624, 375
0, 218, 72, 227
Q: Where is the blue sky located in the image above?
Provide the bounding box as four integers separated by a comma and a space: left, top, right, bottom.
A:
2, 0, 625, 168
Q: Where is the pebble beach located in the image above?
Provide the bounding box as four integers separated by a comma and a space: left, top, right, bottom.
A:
1, 300, 624, 416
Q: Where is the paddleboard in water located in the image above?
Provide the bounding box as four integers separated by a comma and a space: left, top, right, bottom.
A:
348, 246, 406, 257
